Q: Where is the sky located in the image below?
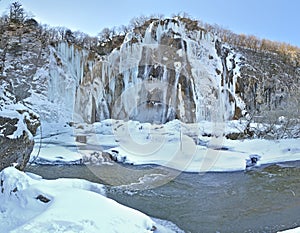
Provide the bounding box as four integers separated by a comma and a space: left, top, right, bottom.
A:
0, 0, 299, 47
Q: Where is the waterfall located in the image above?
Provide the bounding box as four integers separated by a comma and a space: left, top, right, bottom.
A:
47, 18, 245, 124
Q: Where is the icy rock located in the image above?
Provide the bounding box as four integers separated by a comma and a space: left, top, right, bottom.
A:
245, 154, 261, 169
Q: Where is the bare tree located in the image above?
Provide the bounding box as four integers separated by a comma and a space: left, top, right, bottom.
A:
98, 27, 112, 42
118, 25, 129, 36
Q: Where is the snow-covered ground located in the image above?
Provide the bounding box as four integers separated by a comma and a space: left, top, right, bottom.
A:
0, 167, 183, 233
31, 119, 300, 172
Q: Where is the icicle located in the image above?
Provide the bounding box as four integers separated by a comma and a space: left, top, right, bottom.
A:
143, 22, 155, 44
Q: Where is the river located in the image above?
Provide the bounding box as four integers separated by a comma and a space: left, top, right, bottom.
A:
26, 161, 300, 233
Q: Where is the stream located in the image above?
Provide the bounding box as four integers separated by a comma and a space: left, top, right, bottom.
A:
26, 160, 300, 233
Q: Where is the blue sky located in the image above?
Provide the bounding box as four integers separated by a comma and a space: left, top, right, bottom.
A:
0, 0, 299, 47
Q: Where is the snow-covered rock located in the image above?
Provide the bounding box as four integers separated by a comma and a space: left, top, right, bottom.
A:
0, 105, 40, 171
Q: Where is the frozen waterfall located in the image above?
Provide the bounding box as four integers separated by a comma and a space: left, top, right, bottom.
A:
48, 18, 244, 124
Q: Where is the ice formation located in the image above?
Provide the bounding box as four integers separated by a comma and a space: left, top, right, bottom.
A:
48, 18, 244, 124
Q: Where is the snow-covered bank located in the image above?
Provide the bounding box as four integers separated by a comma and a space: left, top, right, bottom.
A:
278, 227, 300, 233
107, 136, 300, 172
31, 119, 300, 172
0, 167, 182, 233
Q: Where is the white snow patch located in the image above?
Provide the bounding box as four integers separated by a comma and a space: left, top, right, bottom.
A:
0, 106, 35, 139
102, 120, 300, 172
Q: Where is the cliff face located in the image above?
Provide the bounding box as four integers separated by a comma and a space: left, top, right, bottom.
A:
0, 21, 48, 103
0, 17, 299, 128
0, 21, 42, 171
236, 47, 300, 122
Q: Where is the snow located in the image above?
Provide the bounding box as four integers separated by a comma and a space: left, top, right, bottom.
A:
31, 119, 300, 173
107, 134, 300, 172
0, 167, 180, 233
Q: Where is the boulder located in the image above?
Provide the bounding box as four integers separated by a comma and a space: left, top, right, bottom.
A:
0, 108, 40, 171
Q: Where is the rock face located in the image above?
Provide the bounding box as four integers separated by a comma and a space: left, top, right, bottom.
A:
0, 21, 42, 171
0, 108, 40, 171
236, 47, 300, 121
